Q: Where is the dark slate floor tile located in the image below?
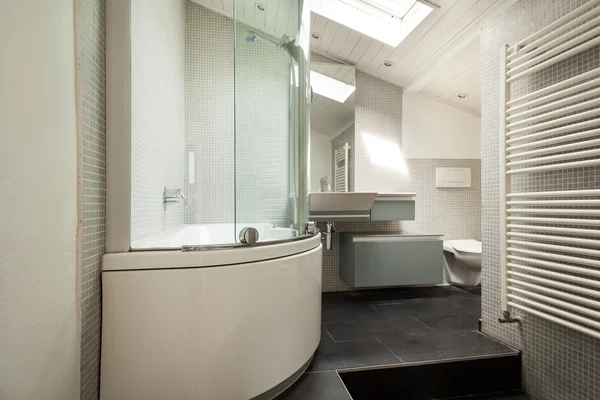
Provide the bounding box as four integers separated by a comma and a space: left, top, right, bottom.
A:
493, 390, 531, 399
322, 286, 477, 307
321, 324, 334, 343
451, 285, 481, 298
340, 362, 459, 400
416, 312, 480, 333
322, 288, 431, 305
379, 331, 516, 363
276, 371, 352, 400
446, 297, 482, 315
321, 303, 382, 323
325, 316, 435, 341
308, 339, 401, 371
372, 298, 465, 319
458, 356, 521, 396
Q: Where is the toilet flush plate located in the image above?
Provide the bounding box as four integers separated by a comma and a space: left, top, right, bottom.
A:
435, 168, 471, 188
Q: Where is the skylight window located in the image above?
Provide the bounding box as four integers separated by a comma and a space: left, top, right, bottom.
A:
310, 71, 356, 103
310, 0, 434, 47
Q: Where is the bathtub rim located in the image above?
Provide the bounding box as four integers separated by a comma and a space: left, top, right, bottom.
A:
102, 231, 321, 272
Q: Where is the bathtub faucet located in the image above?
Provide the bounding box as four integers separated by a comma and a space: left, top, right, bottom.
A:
163, 187, 187, 207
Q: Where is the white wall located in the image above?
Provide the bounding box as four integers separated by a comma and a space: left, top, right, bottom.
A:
310, 130, 333, 192
130, 0, 186, 245
0, 1, 80, 399
402, 92, 481, 159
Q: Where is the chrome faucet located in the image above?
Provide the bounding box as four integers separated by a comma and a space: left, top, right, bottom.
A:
320, 176, 332, 192
163, 187, 187, 206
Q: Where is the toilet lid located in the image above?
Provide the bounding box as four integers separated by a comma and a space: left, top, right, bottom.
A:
452, 239, 482, 254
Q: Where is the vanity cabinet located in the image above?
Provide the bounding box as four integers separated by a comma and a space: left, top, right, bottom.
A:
370, 198, 415, 221
339, 233, 443, 288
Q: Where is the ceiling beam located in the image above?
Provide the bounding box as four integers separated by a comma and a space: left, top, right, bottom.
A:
403, 0, 518, 93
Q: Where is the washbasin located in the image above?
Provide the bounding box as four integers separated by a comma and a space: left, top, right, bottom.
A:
309, 192, 378, 213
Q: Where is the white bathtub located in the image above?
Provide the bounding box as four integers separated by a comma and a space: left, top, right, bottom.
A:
101, 232, 322, 400
131, 223, 298, 249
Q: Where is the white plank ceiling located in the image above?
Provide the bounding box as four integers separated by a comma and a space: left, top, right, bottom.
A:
191, 0, 299, 39
191, 0, 508, 116
419, 35, 481, 116
310, 0, 508, 116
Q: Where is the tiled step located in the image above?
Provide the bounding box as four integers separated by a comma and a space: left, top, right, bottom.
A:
338, 353, 522, 400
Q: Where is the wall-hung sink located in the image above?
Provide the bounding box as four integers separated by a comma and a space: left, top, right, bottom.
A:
309, 192, 378, 221
309, 192, 417, 222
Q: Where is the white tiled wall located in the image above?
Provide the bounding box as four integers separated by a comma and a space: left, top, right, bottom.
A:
130, 0, 186, 243
354, 71, 405, 192
184, 2, 293, 228
481, 1, 600, 399
80, 0, 106, 398
322, 71, 481, 292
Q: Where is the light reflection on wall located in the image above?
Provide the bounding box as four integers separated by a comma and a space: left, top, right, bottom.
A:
361, 133, 408, 175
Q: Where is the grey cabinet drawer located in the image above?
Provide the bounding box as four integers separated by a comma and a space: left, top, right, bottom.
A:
370, 200, 415, 221
339, 234, 443, 288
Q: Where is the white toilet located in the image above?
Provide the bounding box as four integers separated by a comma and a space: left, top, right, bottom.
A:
442, 239, 482, 287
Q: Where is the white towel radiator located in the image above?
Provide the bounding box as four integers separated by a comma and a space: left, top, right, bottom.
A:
499, 0, 600, 339
334, 142, 350, 192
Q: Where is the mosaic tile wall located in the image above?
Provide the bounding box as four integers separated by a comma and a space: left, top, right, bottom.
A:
184, 2, 292, 228
130, 0, 186, 243
480, 1, 600, 399
354, 71, 405, 192
80, 0, 106, 398
322, 71, 481, 292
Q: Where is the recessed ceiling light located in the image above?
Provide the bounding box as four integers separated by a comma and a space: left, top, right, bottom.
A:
383, 60, 393, 67
458, 93, 468, 99
256, 3, 265, 11
310, 71, 356, 103
311, 32, 321, 39
311, 0, 435, 47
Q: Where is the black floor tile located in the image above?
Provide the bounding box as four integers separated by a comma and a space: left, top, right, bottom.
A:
416, 312, 480, 333
308, 339, 400, 371
340, 362, 460, 400
373, 298, 466, 319
321, 324, 334, 343
321, 286, 477, 307
378, 331, 516, 363
493, 390, 531, 399
446, 297, 482, 315
458, 356, 521, 396
275, 371, 351, 400
324, 316, 435, 341
321, 302, 382, 323
441, 393, 531, 400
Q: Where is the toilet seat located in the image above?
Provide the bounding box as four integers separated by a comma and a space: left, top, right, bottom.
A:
442, 239, 482, 287
452, 239, 481, 254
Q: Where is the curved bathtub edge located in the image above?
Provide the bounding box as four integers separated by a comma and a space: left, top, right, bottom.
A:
102, 233, 321, 272
252, 355, 314, 400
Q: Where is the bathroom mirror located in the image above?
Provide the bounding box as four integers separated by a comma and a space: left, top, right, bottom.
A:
309, 61, 355, 192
